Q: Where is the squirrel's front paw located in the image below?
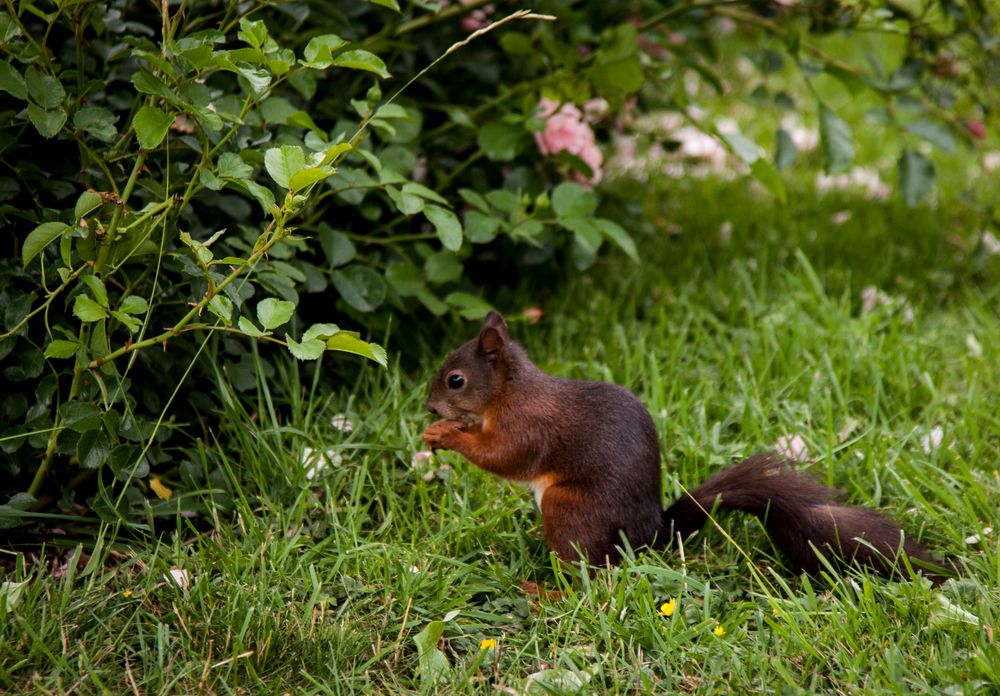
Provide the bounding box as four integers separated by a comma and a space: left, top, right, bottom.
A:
422, 419, 465, 452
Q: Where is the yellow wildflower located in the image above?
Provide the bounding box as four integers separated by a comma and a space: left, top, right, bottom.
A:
658, 598, 676, 617
480, 638, 497, 651
123, 589, 133, 598
713, 625, 726, 637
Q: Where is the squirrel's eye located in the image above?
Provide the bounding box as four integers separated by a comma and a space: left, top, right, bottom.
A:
447, 374, 465, 390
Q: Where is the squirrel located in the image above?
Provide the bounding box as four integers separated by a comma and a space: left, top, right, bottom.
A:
422, 311, 940, 579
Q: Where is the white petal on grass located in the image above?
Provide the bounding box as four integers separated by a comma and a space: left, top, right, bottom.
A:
302, 446, 343, 480
830, 210, 852, 226
774, 434, 808, 461
981, 232, 1000, 255
411, 450, 433, 468
920, 426, 944, 453
165, 568, 191, 589
964, 527, 992, 545
330, 414, 354, 432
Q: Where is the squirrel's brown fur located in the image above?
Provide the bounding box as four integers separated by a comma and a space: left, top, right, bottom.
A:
423, 312, 939, 579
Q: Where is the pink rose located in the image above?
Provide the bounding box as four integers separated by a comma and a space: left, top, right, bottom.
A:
535, 98, 603, 185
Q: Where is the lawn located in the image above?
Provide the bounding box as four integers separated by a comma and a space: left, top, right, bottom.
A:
3, 170, 998, 694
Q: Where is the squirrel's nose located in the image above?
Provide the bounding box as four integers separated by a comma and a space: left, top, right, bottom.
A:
426, 400, 440, 416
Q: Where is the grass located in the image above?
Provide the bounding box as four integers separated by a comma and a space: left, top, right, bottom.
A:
2, 171, 998, 694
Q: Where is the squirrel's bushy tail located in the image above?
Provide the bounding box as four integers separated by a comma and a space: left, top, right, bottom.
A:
661, 452, 938, 579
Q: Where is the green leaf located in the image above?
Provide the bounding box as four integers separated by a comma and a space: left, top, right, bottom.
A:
749, 159, 787, 204
25, 68, 65, 108
74, 190, 103, 219
217, 152, 253, 179
133, 105, 174, 149
561, 216, 603, 255
387, 186, 425, 215
73, 295, 108, 322
366, 0, 400, 10
898, 149, 935, 207
27, 104, 66, 138
0, 60, 26, 100
256, 298, 295, 330
906, 119, 956, 154
414, 621, 450, 688
22, 221, 68, 268
288, 166, 333, 191
238, 316, 265, 337
234, 63, 271, 96
302, 34, 348, 68
61, 400, 102, 433
774, 128, 798, 170
593, 219, 638, 262
287, 336, 326, 360
402, 182, 448, 205
44, 339, 79, 359
111, 310, 142, 333
131, 70, 174, 101
590, 57, 643, 95
819, 105, 854, 173
207, 295, 234, 324
302, 323, 340, 341
0, 494, 35, 531
723, 132, 763, 164
80, 275, 108, 308
385, 263, 425, 296
425, 205, 463, 251
0, 579, 29, 608
318, 228, 356, 267
445, 292, 493, 320
331, 265, 386, 312
552, 182, 597, 219
331, 50, 390, 79
424, 252, 463, 284
264, 145, 306, 189
77, 428, 111, 469
478, 121, 523, 161
464, 211, 501, 244
325, 332, 388, 367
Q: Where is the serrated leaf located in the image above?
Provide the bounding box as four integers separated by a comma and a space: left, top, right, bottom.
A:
77, 429, 111, 469
238, 316, 265, 337
906, 119, 956, 154
330, 265, 386, 312
325, 332, 388, 367
593, 219, 638, 262
264, 145, 306, 189
22, 221, 69, 267
0, 60, 26, 100
217, 152, 253, 179
44, 339, 79, 359
118, 296, 149, 316
445, 292, 493, 320
111, 310, 141, 333
898, 149, 935, 207
819, 105, 854, 173
552, 182, 597, 219
73, 106, 117, 142
478, 121, 523, 161
302, 323, 340, 341
331, 50, 390, 79
131, 70, 173, 101
387, 186, 425, 215
424, 205, 462, 251
26, 68, 65, 108
256, 298, 295, 330
287, 336, 326, 360
288, 166, 333, 191
207, 295, 234, 324
133, 105, 174, 149
302, 34, 347, 68
424, 252, 462, 283
61, 400, 102, 433
80, 275, 108, 308
74, 190, 103, 220
27, 104, 66, 138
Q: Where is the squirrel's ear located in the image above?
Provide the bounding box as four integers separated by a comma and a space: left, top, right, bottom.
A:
477, 311, 508, 360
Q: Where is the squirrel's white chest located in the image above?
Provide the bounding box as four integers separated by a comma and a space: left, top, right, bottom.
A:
517, 474, 555, 508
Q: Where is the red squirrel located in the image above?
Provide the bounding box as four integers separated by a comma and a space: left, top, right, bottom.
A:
422, 312, 938, 577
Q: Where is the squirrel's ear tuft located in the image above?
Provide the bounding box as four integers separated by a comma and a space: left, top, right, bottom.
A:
477, 312, 508, 360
